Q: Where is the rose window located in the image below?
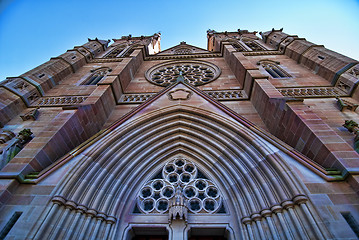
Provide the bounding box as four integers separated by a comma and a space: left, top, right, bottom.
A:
136, 157, 225, 214
145, 60, 221, 87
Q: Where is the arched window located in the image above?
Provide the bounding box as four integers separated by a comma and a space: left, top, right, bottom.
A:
231, 42, 245, 51
104, 45, 126, 58
258, 61, 291, 78
243, 40, 265, 51
84, 68, 111, 85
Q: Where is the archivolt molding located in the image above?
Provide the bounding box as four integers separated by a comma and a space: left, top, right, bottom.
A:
33, 105, 331, 239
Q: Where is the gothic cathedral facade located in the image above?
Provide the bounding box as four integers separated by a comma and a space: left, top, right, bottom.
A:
0, 29, 359, 239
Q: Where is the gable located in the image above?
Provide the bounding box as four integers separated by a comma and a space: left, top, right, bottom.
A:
156, 42, 210, 55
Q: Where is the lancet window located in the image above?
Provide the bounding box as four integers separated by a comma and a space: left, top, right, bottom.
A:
243, 40, 265, 51
259, 61, 291, 78
84, 67, 111, 85
104, 45, 126, 58
135, 157, 225, 218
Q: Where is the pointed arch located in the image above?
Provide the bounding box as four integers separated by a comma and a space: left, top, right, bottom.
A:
83, 67, 112, 85
104, 44, 127, 58
31, 105, 331, 239
257, 60, 291, 78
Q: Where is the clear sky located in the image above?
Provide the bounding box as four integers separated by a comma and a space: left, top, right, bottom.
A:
0, 0, 358, 81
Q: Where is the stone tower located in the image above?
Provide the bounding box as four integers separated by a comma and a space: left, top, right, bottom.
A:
0, 28, 359, 240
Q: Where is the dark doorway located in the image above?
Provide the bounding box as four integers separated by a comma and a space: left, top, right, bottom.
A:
189, 237, 226, 240
133, 236, 168, 240
189, 228, 228, 240
131, 227, 168, 240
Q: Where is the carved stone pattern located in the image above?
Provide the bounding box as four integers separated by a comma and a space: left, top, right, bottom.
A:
145, 53, 222, 61
119, 93, 154, 103
174, 48, 193, 55
279, 87, 347, 98
243, 51, 282, 56
119, 90, 248, 104
168, 89, 192, 101
20, 108, 40, 121
89, 58, 123, 63
337, 81, 352, 94
32, 96, 88, 106
2, 78, 30, 93
348, 66, 359, 78
146, 61, 221, 87
206, 90, 247, 100
336, 97, 358, 112
137, 157, 223, 214
0, 131, 15, 144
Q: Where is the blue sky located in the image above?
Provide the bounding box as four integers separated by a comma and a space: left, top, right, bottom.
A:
0, 0, 358, 81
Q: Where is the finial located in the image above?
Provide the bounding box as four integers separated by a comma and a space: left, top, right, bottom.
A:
176, 71, 185, 82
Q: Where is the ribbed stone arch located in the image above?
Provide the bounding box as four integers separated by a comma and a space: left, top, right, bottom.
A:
32, 105, 331, 240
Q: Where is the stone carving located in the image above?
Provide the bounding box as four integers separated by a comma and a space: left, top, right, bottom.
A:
119, 93, 154, 103
51, 195, 117, 224
348, 66, 359, 78
343, 120, 359, 153
32, 96, 87, 106
336, 97, 358, 112
145, 60, 221, 87
206, 90, 247, 100
168, 185, 188, 223
279, 87, 346, 98
1, 78, 29, 93
13, 80, 29, 91
0, 130, 15, 144
168, 89, 192, 101
243, 50, 282, 56
174, 48, 193, 55
118, 90, 247, 104
20, 107, 40, 121
145, 53, 221, 61
0, 129, 33, 170
137, 157, 224, 215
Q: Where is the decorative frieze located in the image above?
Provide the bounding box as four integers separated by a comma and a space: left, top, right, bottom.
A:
206, 90, 247, 100
242, 50, 282, 56
119, 93, 155, 104
119, 90, 248, 104
145, 53, 222, 61
89, 58, 123, 63
278, 87, 347, 98
31, 96, 88, 107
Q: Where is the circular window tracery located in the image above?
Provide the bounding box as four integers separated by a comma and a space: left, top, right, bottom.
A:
145, 61, 221, 87
137, 157, 224, 214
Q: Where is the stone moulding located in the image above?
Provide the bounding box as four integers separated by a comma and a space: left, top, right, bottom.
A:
30, 96, 88, 107
145, 53, 222, 61
118, 90, 248, 104
167, 89, 192, 101
51, 195, 117, 224
118, 93, 155, 104
206, 90, 247, 100
278, 87, 347, 98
